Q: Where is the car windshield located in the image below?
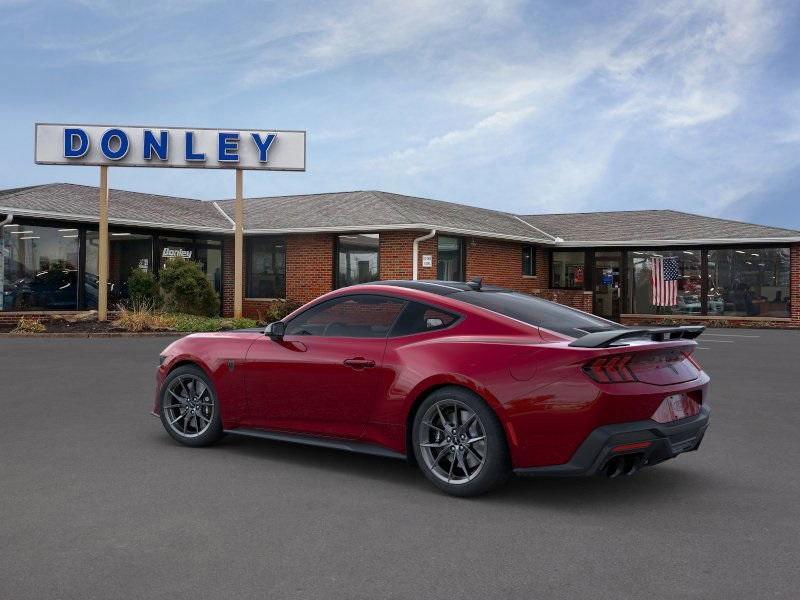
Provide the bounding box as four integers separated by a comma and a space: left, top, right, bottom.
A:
452, 290, 623, 338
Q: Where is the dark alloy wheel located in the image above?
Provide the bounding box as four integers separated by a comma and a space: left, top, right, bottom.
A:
412, 386, 510, 497
159, 365, 224, 447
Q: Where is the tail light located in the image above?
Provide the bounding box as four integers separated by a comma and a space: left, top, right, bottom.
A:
583, 354, 637, 383
583, 348, 700, 385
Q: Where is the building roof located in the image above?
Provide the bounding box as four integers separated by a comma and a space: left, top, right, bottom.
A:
0, 183, 231, 232
215, 190, 550, 242
519, 210, 800, 245
1, 183, 798, 244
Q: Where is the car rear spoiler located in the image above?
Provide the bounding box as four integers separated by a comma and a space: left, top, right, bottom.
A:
568, 326, 705, 348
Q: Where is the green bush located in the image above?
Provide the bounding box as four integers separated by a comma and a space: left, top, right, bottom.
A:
127, 269, 162, 308
158, 259, 220, 316
165, 314, 259, 332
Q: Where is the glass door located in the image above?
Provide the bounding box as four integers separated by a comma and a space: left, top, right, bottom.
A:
593, 251, 622, 321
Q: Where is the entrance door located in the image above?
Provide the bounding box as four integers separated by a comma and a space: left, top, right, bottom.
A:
593, 251, 622, 321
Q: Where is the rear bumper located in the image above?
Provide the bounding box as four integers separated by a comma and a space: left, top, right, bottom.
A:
514, 405, 710, 477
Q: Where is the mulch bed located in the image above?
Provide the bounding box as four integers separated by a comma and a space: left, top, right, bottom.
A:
0, 318, 124, 334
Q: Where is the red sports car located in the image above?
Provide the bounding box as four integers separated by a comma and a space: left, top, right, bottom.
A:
153, 279, 710, 496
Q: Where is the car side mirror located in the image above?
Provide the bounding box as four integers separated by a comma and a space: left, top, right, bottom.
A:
264, 321, 286, 341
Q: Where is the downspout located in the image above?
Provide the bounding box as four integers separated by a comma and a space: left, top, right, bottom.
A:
412, 229, 437, 280
0, 213, 12, 226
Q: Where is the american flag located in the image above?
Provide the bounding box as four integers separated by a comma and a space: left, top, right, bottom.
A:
651, 256, 679, 306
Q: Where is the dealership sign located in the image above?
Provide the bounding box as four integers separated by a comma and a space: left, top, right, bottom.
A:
34, 123, 306, 171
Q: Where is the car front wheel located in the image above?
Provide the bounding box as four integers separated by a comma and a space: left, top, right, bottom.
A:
412, 386, 510, 497
159, 365, 224, 447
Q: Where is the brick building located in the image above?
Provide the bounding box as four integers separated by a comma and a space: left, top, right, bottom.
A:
1, 183, 799, 328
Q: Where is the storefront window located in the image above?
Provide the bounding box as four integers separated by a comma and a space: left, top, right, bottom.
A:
2, 223, 80, 310
628, 249, 702, 315
551, 251, 585, 289
247, 236, 285, 298
438, 236, 464, 281
85, 230, 154, 308
337, 234, 379, 287
196, 240, 223, 296
707, 248, 790, 318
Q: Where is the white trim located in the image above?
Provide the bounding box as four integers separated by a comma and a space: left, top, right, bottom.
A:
3, 204, 799, 245
557, 237, 800, 246
212, 201, 236, 229
0, 206, 230, 233
512, 215, 561, 241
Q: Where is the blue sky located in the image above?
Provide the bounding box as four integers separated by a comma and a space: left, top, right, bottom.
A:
1, 0, 799, 228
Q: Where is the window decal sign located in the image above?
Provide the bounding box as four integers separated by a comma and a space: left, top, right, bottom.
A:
162, 247, 193, 260
35, 123, 306, 171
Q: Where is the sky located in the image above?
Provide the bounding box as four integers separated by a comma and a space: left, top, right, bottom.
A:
0, 0, 799, 229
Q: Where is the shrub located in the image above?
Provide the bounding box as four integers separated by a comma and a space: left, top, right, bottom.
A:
11, 316, 46, 334
114, 302, 171, 332
164, 314, 259, 332
127, 269, 162, 308
260, 301, 302, 324
159, 259, 220, 316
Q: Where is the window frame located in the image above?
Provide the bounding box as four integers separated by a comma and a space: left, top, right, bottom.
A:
334, 232, 380, 289
283, 293, 408, 339
522, 244, 537, 277
437, 235, 466, 282
245, 235, 286, 299
549, 249, 587, 290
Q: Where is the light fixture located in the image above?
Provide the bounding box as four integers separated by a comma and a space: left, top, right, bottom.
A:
745, 261, 752, 265
750, 253, 759, 257
682, 250, 694, 255
19, 236, 40, 240
62, 234, 79, 238
111, 232, 131, 236
2, 223, 19, 228
735, 250, 746, 254
11, 230, 34, 235
58, 228, 78, 232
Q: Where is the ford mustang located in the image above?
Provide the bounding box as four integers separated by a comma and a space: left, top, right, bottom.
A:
153, 279, 710, 496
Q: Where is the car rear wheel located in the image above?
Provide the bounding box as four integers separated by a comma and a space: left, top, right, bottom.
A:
159, 365, 224, 447
412, 386, 510, 497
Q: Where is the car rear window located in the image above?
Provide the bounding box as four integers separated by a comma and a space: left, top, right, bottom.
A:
452, 291, 623, 338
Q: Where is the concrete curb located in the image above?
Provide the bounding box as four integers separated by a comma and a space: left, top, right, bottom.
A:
0, 332, 184, 338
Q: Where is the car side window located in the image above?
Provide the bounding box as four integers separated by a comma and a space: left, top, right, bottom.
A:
284, 294, 407, 338
389, 301, 459, 337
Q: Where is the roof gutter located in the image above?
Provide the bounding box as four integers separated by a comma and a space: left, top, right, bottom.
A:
553, 237, 800, 246
412, 229, 437, 280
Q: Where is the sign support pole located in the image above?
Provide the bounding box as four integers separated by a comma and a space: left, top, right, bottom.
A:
98, 166, 109, 321
234, 168, 244, 319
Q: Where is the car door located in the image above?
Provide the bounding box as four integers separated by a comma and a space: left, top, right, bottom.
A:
243, 294, 406, 439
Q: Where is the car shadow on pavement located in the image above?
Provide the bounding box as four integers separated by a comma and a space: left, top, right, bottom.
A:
155, 431, 718, 506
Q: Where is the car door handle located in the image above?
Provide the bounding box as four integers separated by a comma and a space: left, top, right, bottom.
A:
343, 357, 376, 370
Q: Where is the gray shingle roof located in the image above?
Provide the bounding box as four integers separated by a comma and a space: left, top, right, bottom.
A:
519, 210, 800, 244
215, 190, 549, 241
0, 183, 230, 232
1, 183, 798, 244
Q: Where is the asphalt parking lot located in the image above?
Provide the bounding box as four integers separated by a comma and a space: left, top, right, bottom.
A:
1, 329, 799, 600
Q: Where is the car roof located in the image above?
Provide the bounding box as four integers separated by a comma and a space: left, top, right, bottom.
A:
368, 279, 511, 296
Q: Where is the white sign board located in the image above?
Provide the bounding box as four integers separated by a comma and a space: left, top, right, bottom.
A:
422, 254, 433, 268
35, 123, 306, 171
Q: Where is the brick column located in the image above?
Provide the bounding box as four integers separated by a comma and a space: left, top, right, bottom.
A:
286, 233, 334, 303
379, 231, 437, 280
221, 237, 235, 317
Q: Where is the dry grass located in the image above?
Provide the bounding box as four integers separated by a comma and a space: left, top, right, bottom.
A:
113, 301, 172, 332
11, 317, 46, 334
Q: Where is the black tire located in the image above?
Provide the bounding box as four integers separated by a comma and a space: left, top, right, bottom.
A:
159, 364, 224, 447
412, 386, 510, 497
